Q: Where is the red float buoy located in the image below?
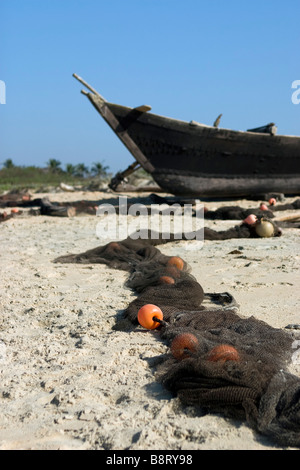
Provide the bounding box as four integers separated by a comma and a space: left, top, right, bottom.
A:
170, 333, 199, 360
167, 256, 184, 271
137, 304, 164, 330
159, 276, 175, 285
207, 344, 240, 363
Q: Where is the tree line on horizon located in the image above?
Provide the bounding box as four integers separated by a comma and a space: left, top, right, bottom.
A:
1, 158, 110, 178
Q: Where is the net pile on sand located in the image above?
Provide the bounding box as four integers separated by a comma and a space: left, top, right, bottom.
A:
54, 218, 300, 448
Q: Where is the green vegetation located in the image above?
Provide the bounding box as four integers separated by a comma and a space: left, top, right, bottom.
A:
0, 159, 111, 192
3, 158, 15, 169
91, 162, 109, 177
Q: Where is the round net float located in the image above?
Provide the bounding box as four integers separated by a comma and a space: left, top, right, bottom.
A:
268, 198, 276, 206
164, 266, 181, 278
159, 275, 175, 285
170, 333, 199, 360
167, 256, 184, 270
259, 203, 269, 211
137, 304, 164, 330
243, 214, 257, 225
207, 344, 240, 363
107, 242, 121, 251
255, 219, 275, 238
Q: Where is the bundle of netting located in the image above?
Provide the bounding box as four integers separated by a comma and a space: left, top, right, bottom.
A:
54, 224, 300, 448
155, 309, 299, 447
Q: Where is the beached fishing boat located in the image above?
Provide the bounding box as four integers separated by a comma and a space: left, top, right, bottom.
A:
73, 73, 300, 198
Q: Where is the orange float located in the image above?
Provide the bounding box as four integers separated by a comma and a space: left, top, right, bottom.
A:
159, 276, 175, 285
171, 333, 199, 360
107, 242, 121, 251
137, 304, 163, 330
167, 256, 184, 271
165, 266, 181, 278
260, 203, 268, 211
243, 214, 257, 225
207, 344, 240, 363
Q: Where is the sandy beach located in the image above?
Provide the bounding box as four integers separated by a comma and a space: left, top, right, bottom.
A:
0, 189, 299, 450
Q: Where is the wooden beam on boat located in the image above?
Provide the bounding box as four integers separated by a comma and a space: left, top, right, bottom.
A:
73, 73, 155, 173
133, 105, 152, 113
86, 92, 155, 173
109, 161, 141, 191
247, 123, 277, 135
72, 73, 103, 97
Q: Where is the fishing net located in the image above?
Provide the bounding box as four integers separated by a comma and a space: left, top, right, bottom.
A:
149, 194, 300, 219
205, 206, 275, 220
203, 198, 300, 221
54, 217, 300, 448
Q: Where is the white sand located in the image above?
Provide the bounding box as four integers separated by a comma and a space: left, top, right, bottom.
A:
0, 190, 299, 450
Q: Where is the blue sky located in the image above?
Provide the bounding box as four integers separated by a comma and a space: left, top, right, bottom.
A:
0, 0, 299, 174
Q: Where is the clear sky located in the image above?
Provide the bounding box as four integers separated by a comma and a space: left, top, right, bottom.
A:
0, 0, 299, 174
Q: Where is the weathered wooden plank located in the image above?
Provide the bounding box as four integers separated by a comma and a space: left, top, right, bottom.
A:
72, 73, 102, 97
133, 105, 152, 113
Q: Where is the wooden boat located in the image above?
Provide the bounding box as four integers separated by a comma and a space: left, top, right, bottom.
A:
73, 73, 300, 198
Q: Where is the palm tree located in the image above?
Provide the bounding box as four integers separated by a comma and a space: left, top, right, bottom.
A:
3, 158, 15, 169
91, 161, 109, 178
74, 163, 89, 178
46, 159, 62, 173
65, 163, 76, 175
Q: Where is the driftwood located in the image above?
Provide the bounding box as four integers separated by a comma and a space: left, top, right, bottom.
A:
39, 198, 76, 217
274, 213, 300, 222
0, 197, 76, 220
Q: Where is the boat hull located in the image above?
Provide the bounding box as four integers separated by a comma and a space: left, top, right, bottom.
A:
152, 173, 300, 197
85, 90, 300, 197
